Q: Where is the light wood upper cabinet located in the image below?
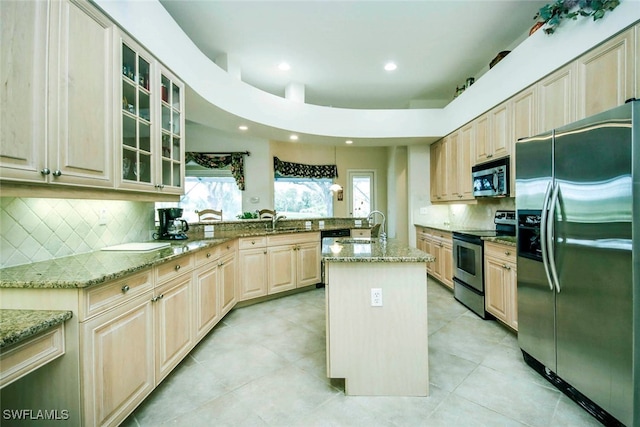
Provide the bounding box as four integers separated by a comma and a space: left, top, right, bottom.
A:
1, 0, 114, 187
537, 63, 576, 132
444, 132, 458, 200
430, 139, 444, 202
512, 87, 538, 142
457, 123, 474, 200
576, 29, 635, 120
0, 0, 48, 183
473, 113, 490, 164
474, 101, 512, 165
116, 32, 185, 195
489, 101, 511, 160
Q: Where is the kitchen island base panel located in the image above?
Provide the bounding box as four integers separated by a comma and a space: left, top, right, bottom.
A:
325, 262, 428, 396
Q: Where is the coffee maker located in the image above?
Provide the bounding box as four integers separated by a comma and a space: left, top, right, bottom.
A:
155, 208, 189, 240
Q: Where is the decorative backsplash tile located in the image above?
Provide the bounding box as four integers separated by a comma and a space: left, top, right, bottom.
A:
0, 198, 155, 268
417, 198, 515, 229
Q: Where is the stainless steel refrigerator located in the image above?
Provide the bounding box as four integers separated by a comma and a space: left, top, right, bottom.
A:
516, 100, 638, 426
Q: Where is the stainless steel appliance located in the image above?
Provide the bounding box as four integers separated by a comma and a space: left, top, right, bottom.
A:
516, 101, 638, 426
453, 210, 515, 319
472, 157, 510, 197
155, 208, 189, 240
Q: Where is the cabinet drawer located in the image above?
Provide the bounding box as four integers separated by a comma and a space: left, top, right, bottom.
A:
81, 270, 153, 320
267, 232, 320, 246
155, 254, 194, 284
351, 228, 371, 238
194, 246, 219, 266
484, 242, 516, 263
238, 236, 267, 250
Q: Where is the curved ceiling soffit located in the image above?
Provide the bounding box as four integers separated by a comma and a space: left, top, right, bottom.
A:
93, 0, 446, 141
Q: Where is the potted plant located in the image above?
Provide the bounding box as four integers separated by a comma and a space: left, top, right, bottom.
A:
534, 0, 621, 34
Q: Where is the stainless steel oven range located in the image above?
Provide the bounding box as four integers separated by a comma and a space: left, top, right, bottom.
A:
452, 210, 515, 319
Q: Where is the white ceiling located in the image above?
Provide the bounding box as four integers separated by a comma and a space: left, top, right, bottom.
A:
159, 0, 548, 111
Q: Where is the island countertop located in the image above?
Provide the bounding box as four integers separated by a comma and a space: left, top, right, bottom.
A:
322, 238, 434, 263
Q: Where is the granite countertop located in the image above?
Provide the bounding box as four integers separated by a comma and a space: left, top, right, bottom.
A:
0, 309, 73, 348
322, 238, 435, 263
483, 236, 517, 247
0, 225, 356, 290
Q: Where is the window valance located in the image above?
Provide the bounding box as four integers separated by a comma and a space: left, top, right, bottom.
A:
185, 152, 246, 190
273, 156, 338, 179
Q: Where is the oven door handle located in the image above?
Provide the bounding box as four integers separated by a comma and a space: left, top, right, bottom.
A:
540, 181, 554, 291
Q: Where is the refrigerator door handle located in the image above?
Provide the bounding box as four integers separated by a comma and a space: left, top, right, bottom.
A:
540, 181, 554, 291
547, 183, 561, 293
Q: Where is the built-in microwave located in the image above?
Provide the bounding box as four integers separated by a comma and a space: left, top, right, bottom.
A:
472, 157, 510, 197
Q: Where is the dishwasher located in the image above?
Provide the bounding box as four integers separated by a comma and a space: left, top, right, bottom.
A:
319, 228, 351, 286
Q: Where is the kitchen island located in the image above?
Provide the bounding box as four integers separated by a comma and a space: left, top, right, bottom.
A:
322, 238, 434, 396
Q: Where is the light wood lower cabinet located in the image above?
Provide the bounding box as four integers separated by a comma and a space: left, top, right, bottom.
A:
219, 251, 237, 317
238, 237, 268, 301
416, 227, 453, 289
238, 233, 321, 300
153, 273, 193, 383
193, 261, 220, 341
81, 291, 155, 427
484, 241, 518, 331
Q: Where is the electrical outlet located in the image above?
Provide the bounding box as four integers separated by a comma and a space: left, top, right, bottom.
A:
371, 288, 382, 307
319, 220, 325, 229
99, 208, 108, 225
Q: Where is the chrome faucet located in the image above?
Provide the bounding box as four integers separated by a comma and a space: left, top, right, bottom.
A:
368, 210, 386, 241
272, 214, 286, 230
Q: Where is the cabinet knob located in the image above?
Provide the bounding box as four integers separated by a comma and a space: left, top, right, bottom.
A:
159, 294, 164, 299
206, 252, 211, 258
487, 154, 493, 158
251, 241, 256, 245
218, 261, 224, 267
52, 170, 62, 177
505, 251, 511, 256
263, 250, 267, 254
121, 285, 130, 293
175, 264, 181, 271
226, 245, 230, 250
40, 168, 51, 175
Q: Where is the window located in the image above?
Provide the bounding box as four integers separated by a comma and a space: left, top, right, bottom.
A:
274, 177, 333, 218
157, 167, 242, 222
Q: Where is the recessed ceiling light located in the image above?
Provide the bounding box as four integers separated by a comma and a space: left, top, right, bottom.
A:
290, 134, 298, 141
238, 125, 248, 131
345, 140, 353, 144
384, 62, 397, 71
278, 62, 291, 71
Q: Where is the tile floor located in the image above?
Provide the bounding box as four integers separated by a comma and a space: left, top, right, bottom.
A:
123, 279, 602, 427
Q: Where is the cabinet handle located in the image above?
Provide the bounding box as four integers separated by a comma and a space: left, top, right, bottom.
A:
151, 296, 158, 302
40, 168, 51, 175
121, 285, 130, 293
206, 252, 211, 258
175, 264, 181, 271
52, 170, 62, 177
487, 154, 493, 158
159, 294, 164, 299
502, 264, 511, 270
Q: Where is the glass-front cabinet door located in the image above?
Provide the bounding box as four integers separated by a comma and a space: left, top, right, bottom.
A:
116, 32, 184, 195
159, 68, 184, 194
121, 41, 153, 188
